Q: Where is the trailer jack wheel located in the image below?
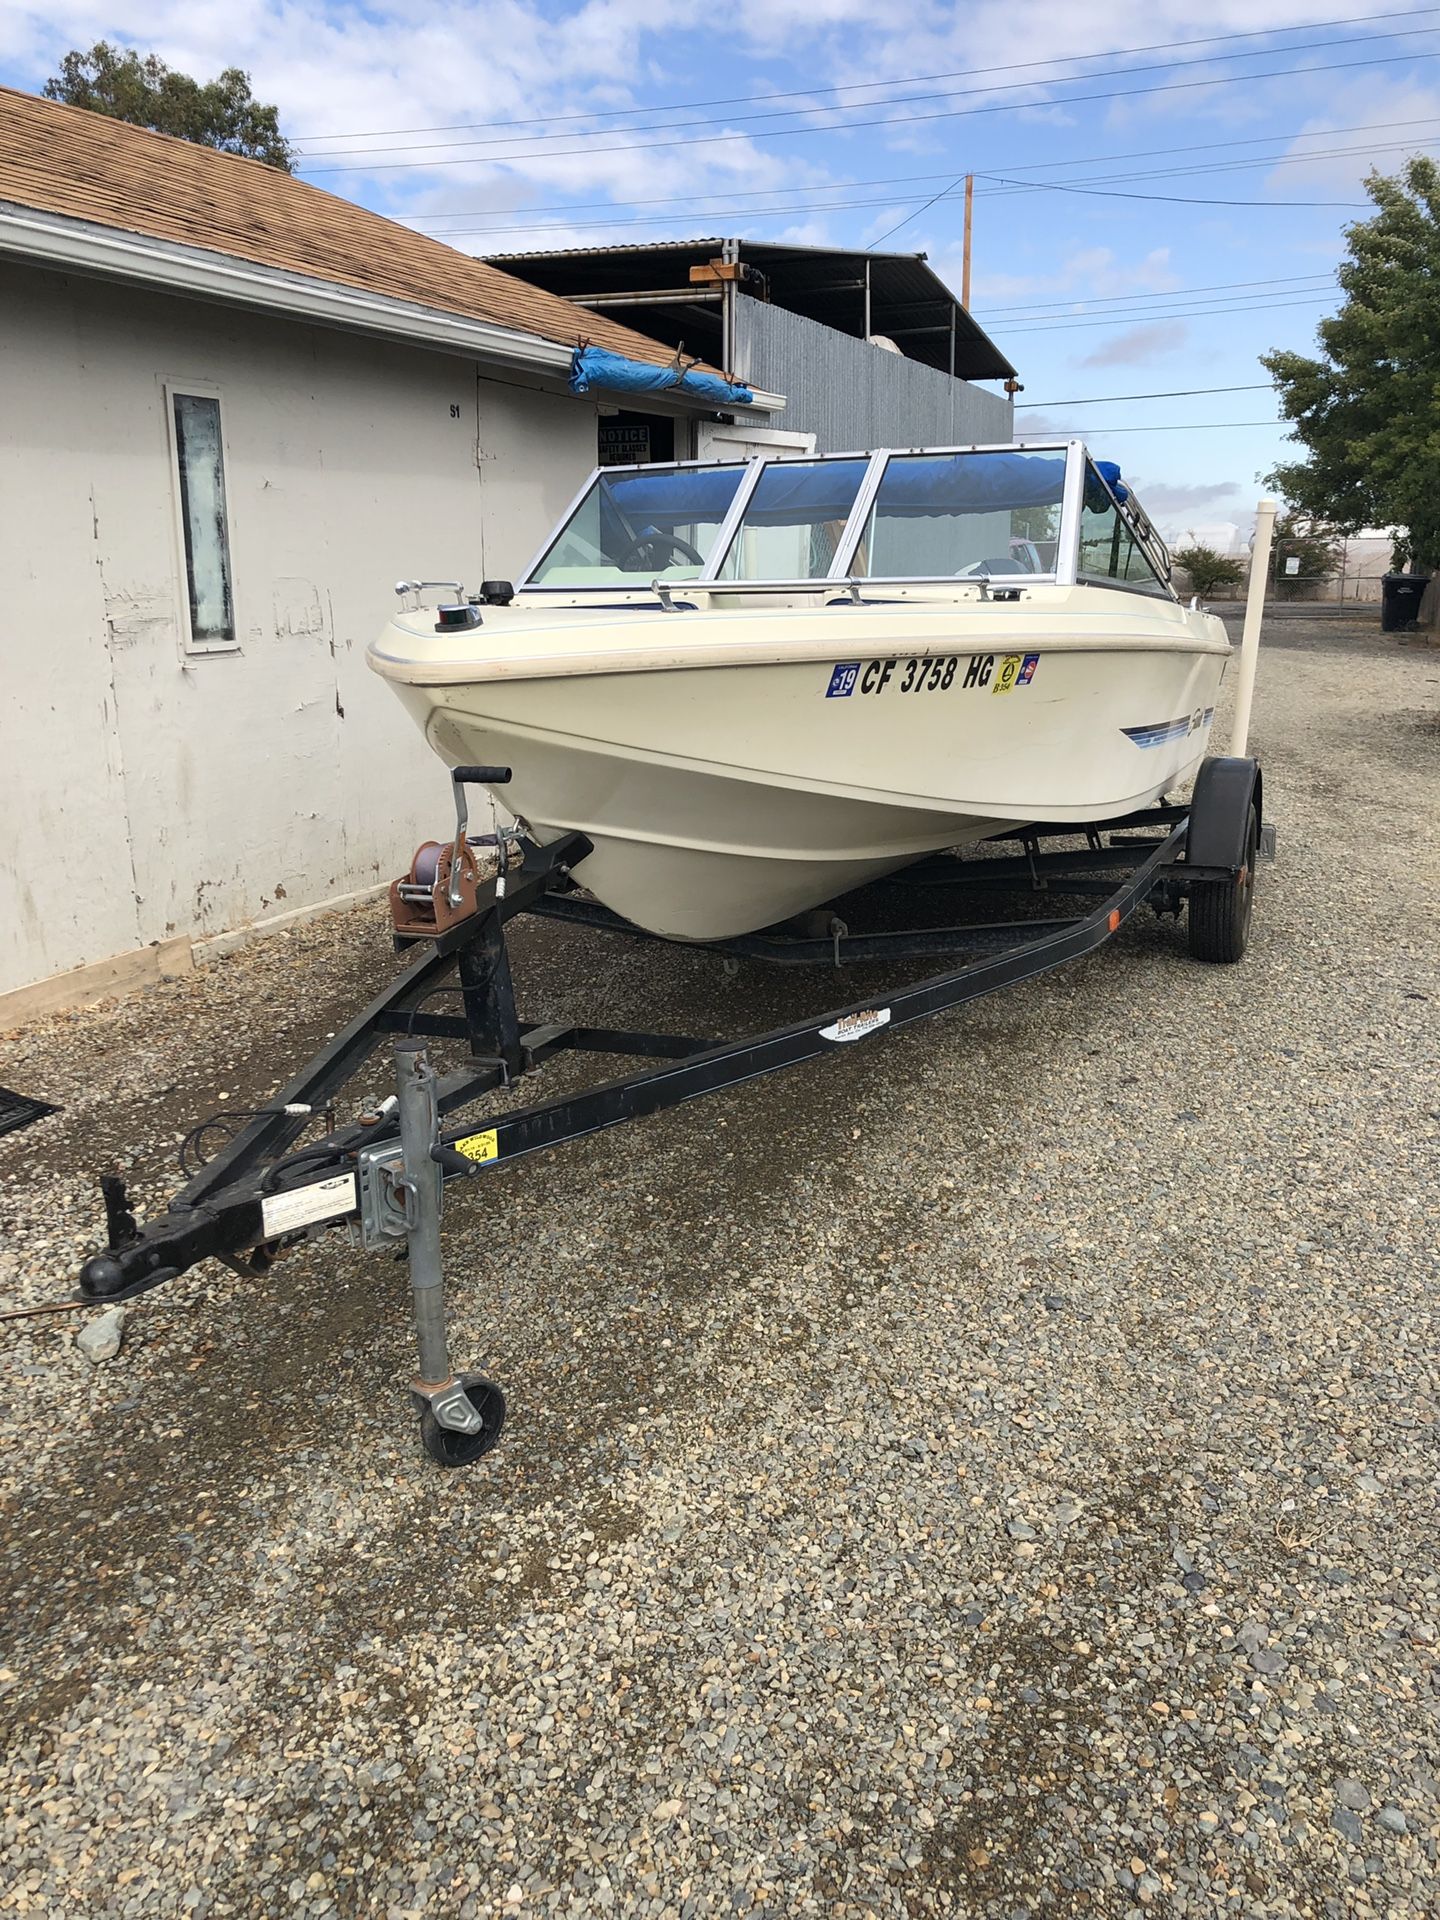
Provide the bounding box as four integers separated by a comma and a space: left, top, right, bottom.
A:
414, 1374, 507, 1466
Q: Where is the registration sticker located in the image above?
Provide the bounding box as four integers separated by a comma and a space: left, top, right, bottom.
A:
454, 1127, 499, 1165
1018, 653, 1039, 685
260, 1171, 357, 1238
826, 662, 860, 698
819, 1008, 892, 1044
992, 654, 1023, 695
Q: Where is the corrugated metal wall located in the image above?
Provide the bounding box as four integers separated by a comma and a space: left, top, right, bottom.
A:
735, 299, 1012, 451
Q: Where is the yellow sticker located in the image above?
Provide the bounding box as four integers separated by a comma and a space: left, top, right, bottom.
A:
454, 1128, 499, 1164
992, 653, 1023, 695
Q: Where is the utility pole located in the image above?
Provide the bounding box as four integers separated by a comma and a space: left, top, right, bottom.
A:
962, 174, 974, 309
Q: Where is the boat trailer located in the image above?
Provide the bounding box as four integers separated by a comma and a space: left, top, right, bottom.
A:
78, 755, 1268, 1465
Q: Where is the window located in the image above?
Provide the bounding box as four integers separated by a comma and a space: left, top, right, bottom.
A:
527, 464, 746, 585
1077, 465, 1171, 597
171, 392, 236, 648
712, 457, 870, 580
854, 449, 1067, 579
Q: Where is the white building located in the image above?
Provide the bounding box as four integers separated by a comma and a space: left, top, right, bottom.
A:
0, 88, 784, 1017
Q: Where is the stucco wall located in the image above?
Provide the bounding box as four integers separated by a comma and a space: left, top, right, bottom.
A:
733, 299, 1012, 453
0, 265, 600, 997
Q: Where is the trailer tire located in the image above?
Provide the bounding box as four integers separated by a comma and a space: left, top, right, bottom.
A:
417, 1373, 507, 1466
1188, 803, 1258, 964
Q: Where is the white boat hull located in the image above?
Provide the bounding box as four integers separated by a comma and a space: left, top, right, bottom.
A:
374, 592, 1230, 940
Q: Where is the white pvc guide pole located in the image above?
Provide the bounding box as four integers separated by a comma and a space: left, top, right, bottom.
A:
1231, 497, 1275, 759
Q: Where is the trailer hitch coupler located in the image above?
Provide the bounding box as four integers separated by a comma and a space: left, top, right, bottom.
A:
79, 1253, 128, 1298
78, 1254, 181, 1302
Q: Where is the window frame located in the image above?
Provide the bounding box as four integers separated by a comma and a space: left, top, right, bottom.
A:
163, 380, 240, 656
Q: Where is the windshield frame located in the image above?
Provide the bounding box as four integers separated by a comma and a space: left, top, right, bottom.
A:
514, 441, 1174, 599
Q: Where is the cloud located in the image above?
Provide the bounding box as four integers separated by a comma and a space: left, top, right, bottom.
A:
1077, 320, 1189, 368
1134, 478, 1244, 513
1262, 80, 1440, 199
1008, 409, 1073, 436
958, 245, 1179, 309
0, 0, 835, 251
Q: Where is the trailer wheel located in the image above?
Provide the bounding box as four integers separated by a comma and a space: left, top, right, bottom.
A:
417, 1373, 507, 1466
1188, 803, 1258, 964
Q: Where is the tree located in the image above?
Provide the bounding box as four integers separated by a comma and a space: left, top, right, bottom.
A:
1172, 542, 1245, 598
1269, 511, 1342, 600
1262, 156, 1440, 570
44, 42, 294, 171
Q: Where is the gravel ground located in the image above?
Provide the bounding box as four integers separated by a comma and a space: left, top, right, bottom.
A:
2, 609, 1437, 1919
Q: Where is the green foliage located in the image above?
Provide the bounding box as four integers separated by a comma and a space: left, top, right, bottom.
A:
44, 41, 294, 171
1172, 542, 1245, 598
1270, 511, 1343, 599
1262, 156, 1440, 570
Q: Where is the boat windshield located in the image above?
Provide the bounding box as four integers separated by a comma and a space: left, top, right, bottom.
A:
527, 464, 748, 585
712, 458, 871, 581
852, 449, 1068, 579
1078, 462, 1171, 595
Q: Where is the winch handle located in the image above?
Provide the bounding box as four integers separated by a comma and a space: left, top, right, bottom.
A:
451, 765, 512, 786
447, 767, 516, 909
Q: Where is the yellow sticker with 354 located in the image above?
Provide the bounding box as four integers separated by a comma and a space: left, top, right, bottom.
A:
992, 653, 1023, 695
454, 1128, 499, 1164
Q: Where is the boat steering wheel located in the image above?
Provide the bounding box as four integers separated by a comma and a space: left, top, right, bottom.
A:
617, 526, 705, 571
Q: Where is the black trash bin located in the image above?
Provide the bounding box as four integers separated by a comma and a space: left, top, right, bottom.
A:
1380, 572, 1430, 632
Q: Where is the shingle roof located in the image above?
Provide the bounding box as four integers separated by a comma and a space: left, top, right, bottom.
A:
0, 85, 679, 367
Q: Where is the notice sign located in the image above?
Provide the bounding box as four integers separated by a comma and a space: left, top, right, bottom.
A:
599, 423, 651, 466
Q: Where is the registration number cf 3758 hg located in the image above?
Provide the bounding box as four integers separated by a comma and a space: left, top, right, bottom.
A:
826, 653, 1038, 698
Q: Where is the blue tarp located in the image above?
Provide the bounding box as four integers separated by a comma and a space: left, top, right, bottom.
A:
597, 466, 745, 521
870, 451, 1067, 517
1093, 459, 1130, 503
569, 346, 755, 407
595, 450, 1069, 528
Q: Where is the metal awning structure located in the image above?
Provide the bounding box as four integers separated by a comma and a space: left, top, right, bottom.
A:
489, 237, 1016, 383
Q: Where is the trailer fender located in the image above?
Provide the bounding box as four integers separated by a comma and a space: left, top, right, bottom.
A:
1186, 756, 1262, 873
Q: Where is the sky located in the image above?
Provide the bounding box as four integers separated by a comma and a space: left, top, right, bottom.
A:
2, 0, 1436, 550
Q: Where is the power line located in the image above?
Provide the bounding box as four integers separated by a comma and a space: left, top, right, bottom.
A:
305, 29, 1438, 167
1018, 383, 1276, 405
413, 132, 1440, 245
883, 145, 1424, 255
298, 21, 1435, 163
1004, 294, 1328, 331
292, 7, 1437, 144
979, 132, 1439, 203
408, 113, 1437, 227
1000, 292, 1335, 333
1042, 419, 1287, 432
870, 175, 967, 249
981, 171, 1363, 209
980, 279, 1332, 320
297, 42, 1440, 173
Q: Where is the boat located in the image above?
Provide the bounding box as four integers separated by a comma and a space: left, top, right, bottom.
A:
368, 441, 1231, 941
